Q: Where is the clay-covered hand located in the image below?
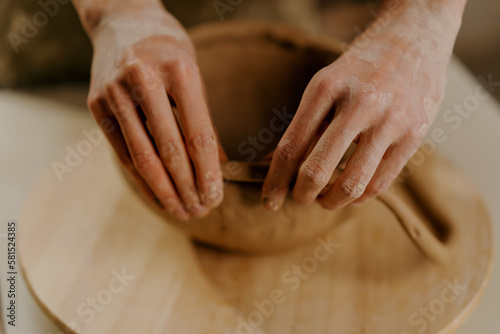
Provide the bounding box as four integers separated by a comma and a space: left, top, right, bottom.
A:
262, 1, 464, 211
86, 9, 223, 221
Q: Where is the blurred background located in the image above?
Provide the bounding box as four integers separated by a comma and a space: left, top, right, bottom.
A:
454, 0, 500, 101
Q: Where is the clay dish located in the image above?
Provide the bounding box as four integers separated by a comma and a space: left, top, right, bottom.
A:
120, 22, 351, 252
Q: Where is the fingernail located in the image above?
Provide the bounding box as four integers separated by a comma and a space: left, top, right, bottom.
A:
202, 183, 222, 205
208, 184, 220, 199
186, 202, 207, 216
263, 197, 280, 211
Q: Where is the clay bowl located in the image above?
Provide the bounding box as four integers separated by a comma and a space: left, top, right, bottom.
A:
121, 22, 348, 252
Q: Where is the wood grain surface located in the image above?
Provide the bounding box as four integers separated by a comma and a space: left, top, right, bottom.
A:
0, 307, 4, 334
18, 143, 492, 334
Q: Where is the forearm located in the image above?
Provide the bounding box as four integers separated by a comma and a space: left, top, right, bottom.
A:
397, 0, 467, 20
71, 0, 169, 40
355, 0, 468, 63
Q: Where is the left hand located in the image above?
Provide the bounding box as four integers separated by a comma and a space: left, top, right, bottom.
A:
261, 3, 459, 211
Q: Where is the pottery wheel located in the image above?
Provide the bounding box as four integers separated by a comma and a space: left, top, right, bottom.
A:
19, 143, 492, 334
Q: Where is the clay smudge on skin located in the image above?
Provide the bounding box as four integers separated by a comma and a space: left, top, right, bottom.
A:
377, 92, 394, 111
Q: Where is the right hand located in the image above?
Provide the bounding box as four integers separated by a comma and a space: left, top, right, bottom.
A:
87, 10, 223, 221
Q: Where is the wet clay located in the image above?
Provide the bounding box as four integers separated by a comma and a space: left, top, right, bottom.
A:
121, 22, 448, 259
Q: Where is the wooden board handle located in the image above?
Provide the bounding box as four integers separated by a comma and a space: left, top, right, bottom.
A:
221, 160, 450, 263
377, 191, 449, 263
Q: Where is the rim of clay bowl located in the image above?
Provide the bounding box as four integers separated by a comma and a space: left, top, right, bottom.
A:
188, 21, 346, 185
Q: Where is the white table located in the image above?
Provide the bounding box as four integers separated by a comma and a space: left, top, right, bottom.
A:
0, 57, 499, 333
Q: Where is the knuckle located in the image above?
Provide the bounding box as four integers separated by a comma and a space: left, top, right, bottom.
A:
304, 70, 339, 108
406, 127, 425, 143
403, 133, 423, 154
83, 8, 103, 33
104, 84, 128, 118
299, 162, 329, 187
187, 131, 216, 155
104, 81, 117, 98
275, 140, 300, 163
124, 64, 150, 100
168, 57, 198, 80
158, 140, 184, 164
361, 142, 380, 164
87, 94, 104, 114
124, 61, 148, 82
337, 177, 367, 199
125, 61, 163, 95
133, 150, 156, 172
314, 76, 334, 97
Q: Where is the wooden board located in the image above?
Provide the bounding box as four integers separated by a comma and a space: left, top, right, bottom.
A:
18, 143, 493, 334
0, 309, 4, 334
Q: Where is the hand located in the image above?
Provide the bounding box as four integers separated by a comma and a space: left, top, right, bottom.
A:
262, 2, 461, 211
86, 10, 223, 221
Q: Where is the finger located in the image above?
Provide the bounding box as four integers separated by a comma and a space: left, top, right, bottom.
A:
262, 122, 328, 165
292, 116, 359, 205
261, 71, 345, 211
353, 138, 419, 205
169, 64, 223, 208
89, 97, 157, 204
317, 128, 393, 211
132, 82, 207, 216
106, 84, 190, 221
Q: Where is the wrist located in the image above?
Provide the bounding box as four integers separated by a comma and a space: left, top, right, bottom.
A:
385, 1, 463, 58
77, 1, 175, 41
347, 0, 463, 65
92, 11, 190, 52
